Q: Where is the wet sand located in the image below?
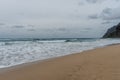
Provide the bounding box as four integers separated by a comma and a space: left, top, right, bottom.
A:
0, 45, 120, 80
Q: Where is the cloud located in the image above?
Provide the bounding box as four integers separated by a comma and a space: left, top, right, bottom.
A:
101, 21, 111, 24
88, 14, 98, 19
0, 0, 120, 38
85, 0, 105, 3
27, 29, 36, 31
78, 0, 106, 6
100, 7, 120, 20
57, 28, 67, 31
12, 25, 25, 28
0, 23, 5, 25
78, 2, 85, 6
88, 7, 120, 21
86, 0, 98, 3
115, 0, 120, 2
102, 8, 112, 14
100, 8, 112, 20
27, 25, 34, 27
84, 28, 93, 30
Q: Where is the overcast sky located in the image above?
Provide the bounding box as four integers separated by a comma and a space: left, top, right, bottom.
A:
0, 0, 120, 38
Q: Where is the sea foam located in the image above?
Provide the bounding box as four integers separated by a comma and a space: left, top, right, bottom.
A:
0, 38, 120, 68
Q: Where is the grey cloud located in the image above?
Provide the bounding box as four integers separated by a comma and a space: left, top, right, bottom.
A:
101, 21, 111, 24
0, 0, 120, 38
85, 0, 105, 3
78, 28, 93, 32
102, 8, 112, 14
28, 25, 34, 27
0, 23, 5, 25
100, 7, 120, 20
88, 14, 98, 19
27, 29, 36, 31
89, 7, 120, 21
115, 0, 120, 2
86, 0, 98, 3
84, 28, 92, 30
78, 2, 85, 6
12, 25, 25, 28
100, 8, 112, 20
79, 0, 105, 5
57, 28, 67, 31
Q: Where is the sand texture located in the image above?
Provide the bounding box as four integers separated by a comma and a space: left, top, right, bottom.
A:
0, 45, 120, 80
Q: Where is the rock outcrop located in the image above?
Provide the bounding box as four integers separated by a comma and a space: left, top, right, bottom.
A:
103, 23, 120, 38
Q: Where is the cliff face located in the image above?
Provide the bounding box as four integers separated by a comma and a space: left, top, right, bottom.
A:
103, 23, 120, 38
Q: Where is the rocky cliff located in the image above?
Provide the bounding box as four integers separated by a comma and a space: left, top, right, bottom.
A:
103, 23, 120, 38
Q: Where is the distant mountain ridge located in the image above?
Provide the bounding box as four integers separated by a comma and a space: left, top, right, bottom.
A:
103, 23, 120, 38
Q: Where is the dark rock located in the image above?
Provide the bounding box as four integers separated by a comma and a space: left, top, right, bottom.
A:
103, 23, 120, 38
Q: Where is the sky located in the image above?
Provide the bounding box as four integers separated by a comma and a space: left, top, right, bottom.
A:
0, 0, 120, 38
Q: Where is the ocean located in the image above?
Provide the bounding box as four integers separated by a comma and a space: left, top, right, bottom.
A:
0, 38, 120, 68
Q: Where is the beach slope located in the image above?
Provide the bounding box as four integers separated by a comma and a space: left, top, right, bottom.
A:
0, 45, 120, 80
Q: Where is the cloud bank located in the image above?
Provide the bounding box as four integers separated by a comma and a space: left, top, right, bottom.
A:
0, 0, 120, 38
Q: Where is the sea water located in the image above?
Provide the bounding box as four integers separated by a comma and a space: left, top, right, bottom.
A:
0, 38, 120, 68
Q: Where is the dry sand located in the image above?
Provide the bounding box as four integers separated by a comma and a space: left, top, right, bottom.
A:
0, 45, 120, 80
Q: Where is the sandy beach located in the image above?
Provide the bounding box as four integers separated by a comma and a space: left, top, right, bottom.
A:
0, 45, 120, 80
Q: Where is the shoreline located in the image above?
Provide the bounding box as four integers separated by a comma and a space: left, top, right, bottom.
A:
0, 44, 120, 80
0, 43, 119, 70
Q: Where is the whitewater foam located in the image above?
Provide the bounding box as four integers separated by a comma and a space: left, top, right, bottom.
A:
0, 38, 120, 68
